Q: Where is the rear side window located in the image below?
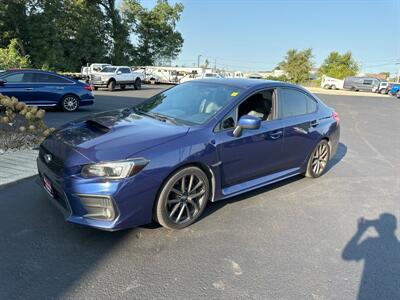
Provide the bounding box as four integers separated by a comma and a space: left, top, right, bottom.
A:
278, 89, 317, 118
34, 73, 71, 84
363, 79, 373, 85
119, 68, 131, 74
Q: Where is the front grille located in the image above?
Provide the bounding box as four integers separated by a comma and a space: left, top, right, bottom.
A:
91, 75, 101, 82
39, 145, 64, 176
39, 173, 70, 213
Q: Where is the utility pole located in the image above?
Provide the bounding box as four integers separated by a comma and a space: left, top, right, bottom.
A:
214, 59, 217, 72
197, 55, 202, 68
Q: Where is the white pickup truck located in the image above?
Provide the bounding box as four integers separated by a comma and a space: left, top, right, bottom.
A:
90, 66, 144, 91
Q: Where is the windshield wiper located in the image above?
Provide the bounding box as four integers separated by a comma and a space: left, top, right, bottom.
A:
151, 112, 178, 125
133, 108, 178, 125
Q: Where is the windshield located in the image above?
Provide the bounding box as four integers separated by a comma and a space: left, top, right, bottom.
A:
101, 67, 117, 73
134, 82, 242, 125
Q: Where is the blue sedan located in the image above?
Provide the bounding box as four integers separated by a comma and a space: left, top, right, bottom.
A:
0, 69, 94, 111
37, 79, 340, 230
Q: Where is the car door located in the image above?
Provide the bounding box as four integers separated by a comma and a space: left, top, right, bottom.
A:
214, 89, 285, 188
32, 72, 74, 105
0, 72, 35, 103
116, 68, 127, 84
277, 88, 320, 170
122, 68, 133, 83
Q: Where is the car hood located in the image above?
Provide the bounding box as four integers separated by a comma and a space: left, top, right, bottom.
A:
42, 108, 189, 165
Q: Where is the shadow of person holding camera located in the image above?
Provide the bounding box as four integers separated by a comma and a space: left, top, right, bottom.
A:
342, 214, 400, 300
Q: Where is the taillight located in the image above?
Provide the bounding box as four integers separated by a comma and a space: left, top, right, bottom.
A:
332, 111, 340, 125
84, 85, 92, 91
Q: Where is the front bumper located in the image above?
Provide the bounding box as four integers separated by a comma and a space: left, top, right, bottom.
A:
37, 156, 159, 231
91, 80, 109, 87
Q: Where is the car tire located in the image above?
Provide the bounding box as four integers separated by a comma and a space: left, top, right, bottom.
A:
60, 95, 80, 112
331, 85, 337, 90
108, 80, 116, 91
305, 140, 330, 178
397, 91, 400, 98
155, 166, 210, 229
323, 84, 330, 89
150, 78, 156, 85
134, 78, 142, 90
351, 87, 356, 91
93, 86, 98, 91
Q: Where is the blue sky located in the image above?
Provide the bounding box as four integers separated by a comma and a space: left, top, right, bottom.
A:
141, 0, 400, 75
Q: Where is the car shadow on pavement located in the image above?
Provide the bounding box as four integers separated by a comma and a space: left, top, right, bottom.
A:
342, 214, 400, 300
201, 142, 347, 221
0, 177, 131, 299
325, 142, 347, 173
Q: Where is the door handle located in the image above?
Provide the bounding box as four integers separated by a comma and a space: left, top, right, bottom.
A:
310, 120, 319, 127
25, 88, 33, 91
269, 130, 283, 139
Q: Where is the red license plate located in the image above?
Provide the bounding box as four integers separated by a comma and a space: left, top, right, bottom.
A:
43, 176, 53, 196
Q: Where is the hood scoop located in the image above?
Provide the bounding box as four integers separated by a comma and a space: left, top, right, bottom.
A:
86, 119, 110, 133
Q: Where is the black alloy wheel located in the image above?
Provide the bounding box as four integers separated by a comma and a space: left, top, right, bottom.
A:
305, 140, 330, 178
155, 167, 210, 229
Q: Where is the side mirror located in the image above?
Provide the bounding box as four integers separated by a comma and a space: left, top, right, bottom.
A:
233, 115, 261, 137
0, 79, 6, 86
117, 71, 122, 75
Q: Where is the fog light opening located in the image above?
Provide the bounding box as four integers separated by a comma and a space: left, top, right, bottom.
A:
78, 195, 117, 221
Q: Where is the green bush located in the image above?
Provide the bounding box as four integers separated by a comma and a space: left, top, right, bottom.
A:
0, 94, 54, 151
0, 39, 30, 70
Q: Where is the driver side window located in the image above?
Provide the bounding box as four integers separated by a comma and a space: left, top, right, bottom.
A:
217, 89, 276, 131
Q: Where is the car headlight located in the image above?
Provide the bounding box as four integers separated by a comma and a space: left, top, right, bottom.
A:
101, 76, 108, 81
81, 158, 149, 179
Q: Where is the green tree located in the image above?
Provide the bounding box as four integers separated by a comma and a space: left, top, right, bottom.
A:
0, 0, 184, 70
123, 0, 184, 65
278, 48, 313, 84
0, 0, 30, 54
98, 0, 133, 65
0, 0, 126, 71
319, 51, 359, 79
0, 39, 30, 70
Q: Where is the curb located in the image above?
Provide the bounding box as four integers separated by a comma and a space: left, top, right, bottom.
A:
0, 149, 39, 187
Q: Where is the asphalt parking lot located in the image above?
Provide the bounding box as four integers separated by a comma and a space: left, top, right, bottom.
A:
1, 87, 399, 299
43, 85, 168, 128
